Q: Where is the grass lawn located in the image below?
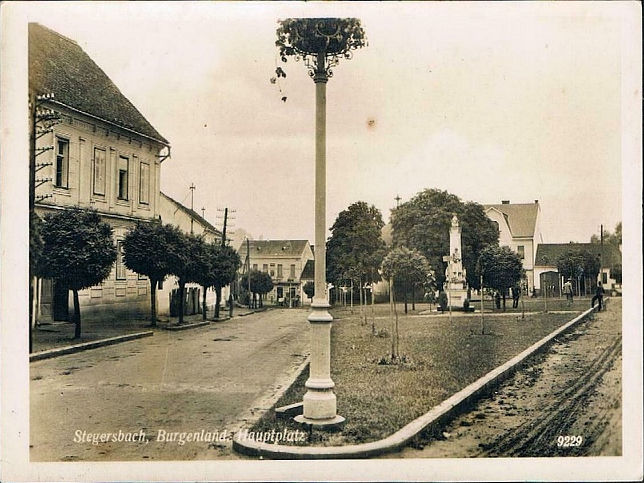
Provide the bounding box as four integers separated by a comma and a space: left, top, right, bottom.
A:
250, 302, 586, 446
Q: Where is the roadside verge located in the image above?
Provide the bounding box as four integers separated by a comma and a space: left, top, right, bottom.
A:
233, 305, 599, 459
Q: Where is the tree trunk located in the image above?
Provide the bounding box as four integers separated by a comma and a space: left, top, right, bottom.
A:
72, 288, 81, 339
359, 278, 364, 325
149, 279, 157, 327
412, 283, 416, 311
404, 280, 408, 314
178, 280, 186, 324
502, 292, 506, 312
202, 285, 208, 321
214, 286, 222, 319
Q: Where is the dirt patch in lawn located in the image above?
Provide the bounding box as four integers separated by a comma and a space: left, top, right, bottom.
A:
250, 304, 583, 446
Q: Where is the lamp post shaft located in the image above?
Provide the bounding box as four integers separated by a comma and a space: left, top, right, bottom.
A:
297, 52, 343, 425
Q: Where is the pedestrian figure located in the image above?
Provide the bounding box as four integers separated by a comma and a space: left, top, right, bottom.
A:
563, 279, 574, 306
511, 285, 520, 308
592, 281, 605, 310
494, 291, 501, 310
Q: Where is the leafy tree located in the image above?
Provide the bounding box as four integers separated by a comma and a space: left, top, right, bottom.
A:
240, 270, 274, 308
556, 249, 585, 281
253, 271, 274, 307
557, 249, 600, 294
591, 222, 622, 248
190, 238, 216, 321
477, 245, 523, 311
381, 246, 431, 314
165, 228, 203, 324
123, 221, 175, 326
208, 244, 241, 318
303, 281, 314, 301
391, 189, 498, 290
327, 201, 386, 322
611, 264, 622, 284
37, 208, 117, 338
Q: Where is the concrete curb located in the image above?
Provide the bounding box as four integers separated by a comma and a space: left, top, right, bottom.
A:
233, 305, 599, 459
224, 356, 310, 440
30, 331, 154, 362
163, 321, 210, 331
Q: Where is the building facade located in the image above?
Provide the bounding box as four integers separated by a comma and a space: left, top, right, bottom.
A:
156, 192, 225, 316
237, 240, 314, 305
534, 243, 622, 296
30, 23, 170, 322
484, 200, 543, 294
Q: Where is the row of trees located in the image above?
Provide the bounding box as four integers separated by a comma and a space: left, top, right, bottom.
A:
326, 190, 504, 312
32, 207, 241, 339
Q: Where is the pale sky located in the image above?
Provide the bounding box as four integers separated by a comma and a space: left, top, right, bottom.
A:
16, 1, 628, 244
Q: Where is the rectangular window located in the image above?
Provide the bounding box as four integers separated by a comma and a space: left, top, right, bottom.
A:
277, 264, 283, 278
252, 264, 258, 271
263, 264, 268, 272
517, 245, 525, 260
55, 137, 69, 188
117, 156, 129, 200
602, 272, 607, 284
93, 147, 106, 195
116, 241, 126, 280
139, 162, 150, 204
290, 264, 295, 279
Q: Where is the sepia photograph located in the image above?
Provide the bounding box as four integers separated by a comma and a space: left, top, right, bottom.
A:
1, 1, 642, 481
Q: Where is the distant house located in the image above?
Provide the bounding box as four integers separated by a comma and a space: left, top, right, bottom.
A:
484, 200, 543, 294
157, 192, 225, 317
534, 243, 622, 296
237, 240, 314, 305
30, 23, 170, 322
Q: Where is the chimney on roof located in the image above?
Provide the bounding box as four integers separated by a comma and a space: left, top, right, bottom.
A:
501, 200, 510, 204
535, 199, 539, 204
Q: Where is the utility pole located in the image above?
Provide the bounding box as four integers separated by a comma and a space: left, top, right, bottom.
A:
394, 194, 401, 208
29, 92, 59, 353
201, 207, 205, 218
189, 183, 195, 234
221, 208, 228, 247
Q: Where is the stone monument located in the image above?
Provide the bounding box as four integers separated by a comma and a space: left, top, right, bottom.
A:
444, 215, 469, 309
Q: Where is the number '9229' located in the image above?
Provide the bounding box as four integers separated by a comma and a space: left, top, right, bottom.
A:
557, 435, 583, 447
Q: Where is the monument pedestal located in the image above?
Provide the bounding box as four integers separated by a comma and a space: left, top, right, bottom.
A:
447, 285, 468, 309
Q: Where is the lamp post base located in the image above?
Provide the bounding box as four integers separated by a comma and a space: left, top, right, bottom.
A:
294, 414, 345, 430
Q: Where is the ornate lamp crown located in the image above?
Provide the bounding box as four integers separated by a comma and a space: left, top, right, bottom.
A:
276, 17, 366, 78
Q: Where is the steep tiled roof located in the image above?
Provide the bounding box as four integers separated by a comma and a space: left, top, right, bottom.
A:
160, 192, 221, 236
301, 259, 315, 280
484, 203, 539, 238
238, 240, 310, 258
29, 23, 168, 144
535, 243, 621, 267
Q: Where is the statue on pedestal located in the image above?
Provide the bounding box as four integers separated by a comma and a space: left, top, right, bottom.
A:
444, 215, 469, 309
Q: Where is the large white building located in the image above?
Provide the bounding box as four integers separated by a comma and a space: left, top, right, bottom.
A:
483, 200, 543, 293
30, 23, 170, 322
237, 240, 314, 305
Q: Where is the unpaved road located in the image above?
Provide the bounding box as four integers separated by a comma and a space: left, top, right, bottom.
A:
391, 298, 622, 458
30, 309, 309, 461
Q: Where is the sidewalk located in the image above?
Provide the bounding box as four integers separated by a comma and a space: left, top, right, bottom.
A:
32, 305, 269, 354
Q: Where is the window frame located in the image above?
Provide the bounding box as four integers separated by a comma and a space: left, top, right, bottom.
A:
54, 136, 70, 188
139, 161, 150, 205
117, 155, 129, 201
93, 146, 107, 196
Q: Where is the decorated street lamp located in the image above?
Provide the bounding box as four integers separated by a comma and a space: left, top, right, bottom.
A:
275, 18, 366, 426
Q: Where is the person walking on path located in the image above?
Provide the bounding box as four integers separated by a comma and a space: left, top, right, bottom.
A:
592, 281, 605, 310
563, 279, 574, 306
